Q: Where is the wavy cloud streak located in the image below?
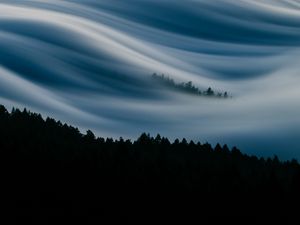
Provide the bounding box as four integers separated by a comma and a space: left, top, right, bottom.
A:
0, 0, 300, 159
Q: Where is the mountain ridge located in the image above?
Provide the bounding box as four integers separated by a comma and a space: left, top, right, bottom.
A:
1, 104, 299, 224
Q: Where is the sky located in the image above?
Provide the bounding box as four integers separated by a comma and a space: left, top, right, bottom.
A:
0, 0, 300, 159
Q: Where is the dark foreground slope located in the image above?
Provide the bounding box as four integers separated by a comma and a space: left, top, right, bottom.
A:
0, 105, 299, 224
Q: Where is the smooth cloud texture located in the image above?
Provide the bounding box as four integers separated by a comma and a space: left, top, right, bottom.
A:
0, 0, 300, 159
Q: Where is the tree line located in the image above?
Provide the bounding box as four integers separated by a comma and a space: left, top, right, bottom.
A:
1, 104, 299, 224
152, 73, 230, 98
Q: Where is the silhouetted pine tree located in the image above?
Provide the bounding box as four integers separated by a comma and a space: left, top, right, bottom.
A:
0, 104, 298, 224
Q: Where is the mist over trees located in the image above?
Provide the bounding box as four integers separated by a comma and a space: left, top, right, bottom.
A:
1, 104, 299, 224
152, 73, 230, 98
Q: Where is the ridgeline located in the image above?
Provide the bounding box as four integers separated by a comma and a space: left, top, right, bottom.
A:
1, 105, 299, 224
152, 73, 230, 98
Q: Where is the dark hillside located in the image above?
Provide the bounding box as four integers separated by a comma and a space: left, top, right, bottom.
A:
0, 105, 299, 224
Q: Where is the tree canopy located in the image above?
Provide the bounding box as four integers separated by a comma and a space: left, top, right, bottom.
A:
1, 104, 298, 224
152, 73, 230, 98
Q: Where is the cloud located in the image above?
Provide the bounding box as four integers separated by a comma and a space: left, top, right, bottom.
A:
0, 0, 299, 159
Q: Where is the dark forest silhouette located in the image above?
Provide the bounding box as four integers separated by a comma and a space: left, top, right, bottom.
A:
152, 73, 229, 98
1, 104, 299, 224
